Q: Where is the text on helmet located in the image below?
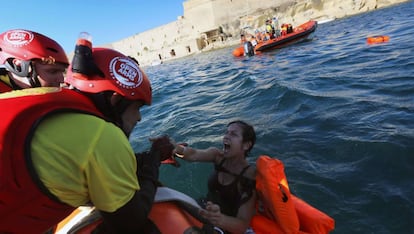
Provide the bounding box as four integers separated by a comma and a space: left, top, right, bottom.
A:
4, 30, 34, 47
109, 57, 143, 89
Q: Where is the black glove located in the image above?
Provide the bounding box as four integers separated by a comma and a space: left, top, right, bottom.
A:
135, 135, 174, 185
149, 135, 175, 162
135, 151, 160, 187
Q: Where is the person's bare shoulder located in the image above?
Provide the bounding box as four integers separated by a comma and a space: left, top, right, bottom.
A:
245, 164, 256, 180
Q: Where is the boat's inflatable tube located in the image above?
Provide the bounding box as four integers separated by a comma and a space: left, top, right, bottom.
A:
232, 46, 244, 57
54, 187, 216, 234
252, 155, 335, 234
367, 35, 390, 44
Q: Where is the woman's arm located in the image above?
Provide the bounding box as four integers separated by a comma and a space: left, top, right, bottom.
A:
199, 166, 257, 234
175, 145, 222, 162
200, 191, 256, 234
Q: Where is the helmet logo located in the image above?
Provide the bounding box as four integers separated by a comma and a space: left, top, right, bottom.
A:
109, 57, 143, 89
4, 30, 34, 47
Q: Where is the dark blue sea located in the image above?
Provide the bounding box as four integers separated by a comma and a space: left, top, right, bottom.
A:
130, 1, 414, 233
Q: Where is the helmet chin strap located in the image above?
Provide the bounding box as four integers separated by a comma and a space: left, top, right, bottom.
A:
28, 69, 41, 87
4, 59, 41, 87
84, 91, 125, 132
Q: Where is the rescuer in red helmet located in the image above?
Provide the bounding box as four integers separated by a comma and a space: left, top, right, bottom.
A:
0, 34, 174, 233
0, 29, 68, 92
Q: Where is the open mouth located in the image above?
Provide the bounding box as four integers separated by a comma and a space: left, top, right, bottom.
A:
223, 143, 230, 153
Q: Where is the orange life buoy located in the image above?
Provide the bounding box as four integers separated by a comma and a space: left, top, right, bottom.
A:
292, 195, 335, 233
253, 155, 300, 234
252, 155, 335, 234
367, 35, 390, 44
250, 214, 285, 234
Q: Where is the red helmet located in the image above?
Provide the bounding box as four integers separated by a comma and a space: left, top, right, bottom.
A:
66, 47, 152, 105
0, 29, 68, 65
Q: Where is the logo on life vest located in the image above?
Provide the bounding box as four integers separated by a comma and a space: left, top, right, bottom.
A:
4, 30, 34, 47
109, 57, 143, 89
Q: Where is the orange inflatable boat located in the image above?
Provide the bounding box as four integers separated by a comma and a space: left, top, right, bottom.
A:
233, 20, 317, 57
54, 187, 219, 234
251, 155, 335, 234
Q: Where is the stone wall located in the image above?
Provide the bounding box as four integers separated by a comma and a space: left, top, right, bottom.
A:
103, 0, 408, 66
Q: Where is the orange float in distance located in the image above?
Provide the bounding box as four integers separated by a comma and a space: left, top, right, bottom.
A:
367, 35, 390, 44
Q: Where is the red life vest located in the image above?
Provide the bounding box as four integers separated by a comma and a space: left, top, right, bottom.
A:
0, 79, 13, 93
0, 87, 104, 233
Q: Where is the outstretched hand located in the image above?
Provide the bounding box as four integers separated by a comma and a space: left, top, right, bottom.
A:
173, 142, 188, 158
149, 135, 175, 162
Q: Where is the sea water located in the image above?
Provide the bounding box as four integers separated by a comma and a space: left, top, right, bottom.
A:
130, 1, 414, 233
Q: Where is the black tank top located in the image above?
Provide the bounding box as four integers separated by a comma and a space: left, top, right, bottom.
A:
207, 159, 255, 217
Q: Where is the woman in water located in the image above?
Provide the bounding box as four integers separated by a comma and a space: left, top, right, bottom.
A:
174, 120, 257, 234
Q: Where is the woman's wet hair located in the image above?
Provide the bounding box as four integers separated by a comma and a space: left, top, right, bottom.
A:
227, 120, 256, 157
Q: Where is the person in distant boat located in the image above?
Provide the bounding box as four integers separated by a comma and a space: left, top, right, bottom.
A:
271, 16, 281, 37
240, 34, 255, 57
281, 23, 288, 36
174, 120, 257, 234
247, 34, 258, 48
265, 19, 275, 39
0, 29, 68, 92
0, 36, 175, 233
240, 33, 247, 43
287, 23, 294, 34
254, 29, 263, 43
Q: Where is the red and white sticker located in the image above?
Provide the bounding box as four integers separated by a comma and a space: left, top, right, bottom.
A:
4, 30, 34, 47
109, 57, 143, 89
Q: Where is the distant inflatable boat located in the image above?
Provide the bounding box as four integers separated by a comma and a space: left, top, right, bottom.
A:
233, 20, 318, 57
